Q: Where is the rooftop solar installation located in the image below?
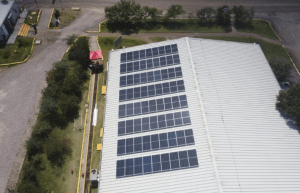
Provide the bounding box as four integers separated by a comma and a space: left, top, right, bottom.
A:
120, 54, 180, 74
119, 80, 185, 102
117, 129, 195, 155
120, 44, 178, 63
119, 67, 183, 87
118, 111, 191, 136
118, 95, 188, 118
116, 149, 199, 178
101, 37, 300, 193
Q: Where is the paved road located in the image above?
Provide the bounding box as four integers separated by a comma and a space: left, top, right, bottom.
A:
0, 8, 104, 193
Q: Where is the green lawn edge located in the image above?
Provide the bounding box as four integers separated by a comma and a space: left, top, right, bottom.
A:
236, 20, 279, 40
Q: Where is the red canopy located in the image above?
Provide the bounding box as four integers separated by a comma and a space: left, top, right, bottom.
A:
89, 50, 102, 60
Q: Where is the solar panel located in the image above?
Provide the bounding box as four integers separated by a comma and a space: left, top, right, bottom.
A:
118, 95, 188, 118
120, 44, 179, 63
116, 149, 198, 178
119, 67, 183, 87
119, 80, 185, 102
118, 111, 191, 136
117, 129, 195, 155
120, 54, 180, 74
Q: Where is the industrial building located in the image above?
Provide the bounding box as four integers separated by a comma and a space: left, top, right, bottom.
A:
99, 37, 300, 193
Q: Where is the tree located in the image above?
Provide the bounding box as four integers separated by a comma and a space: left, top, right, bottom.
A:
54, 9, 60, 19
68, 36, 91, 69
45, 130, 72, 166
269, 59, 292, 82
216, 5, 231, 26
232, 5, 255, 28
196, 7, 215, 24
164, 4, 186, 21
143, 6, 162, 22
276, 83, 300, 127
105, 0, 143, 24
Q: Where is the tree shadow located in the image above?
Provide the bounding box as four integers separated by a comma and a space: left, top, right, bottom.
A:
278, 110, 300, 134
106, 21, 141, 35
162, 20, 186, 30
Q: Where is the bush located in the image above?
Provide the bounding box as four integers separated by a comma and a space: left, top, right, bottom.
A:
269, 58, 292, 82
45, 129, 72, 166
2, 49, 11, 59
66, 34, 78, 45
54, 9, 60, 19
276, 83, 300, 127
68, 36, 91, 69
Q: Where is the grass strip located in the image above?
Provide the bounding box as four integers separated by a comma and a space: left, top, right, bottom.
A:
236, 20, 279, 40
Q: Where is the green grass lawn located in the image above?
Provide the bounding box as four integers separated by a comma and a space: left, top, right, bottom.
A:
89, 37, 148, 193
0, 36, 34, 65
150, 37, 167, 42
49, 9, 80, 28
101, 19, 225, 33
236, 20, 279, 40
197, 36, 291, 64
24, 9, 40, 25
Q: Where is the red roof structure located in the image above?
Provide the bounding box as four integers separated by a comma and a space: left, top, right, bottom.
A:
90, 50, 102, 60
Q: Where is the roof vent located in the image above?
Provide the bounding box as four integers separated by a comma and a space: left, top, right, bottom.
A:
2, 0, 8, 5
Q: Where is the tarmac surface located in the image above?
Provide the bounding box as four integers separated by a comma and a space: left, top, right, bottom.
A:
1, 0, 300, 192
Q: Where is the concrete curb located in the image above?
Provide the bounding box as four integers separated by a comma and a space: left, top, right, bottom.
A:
36, 9, 42, 25
47, 8, 54, 29
282, 45, 300, 76
0, 37, 36, 66
86, 20, 107, 33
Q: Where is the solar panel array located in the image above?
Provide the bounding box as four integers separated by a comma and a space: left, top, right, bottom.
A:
117, 129, 195, 155
118, 95, 188, 118
116, 44, 198, 178
119, 80, 185, 102
120, 67, 183, 87
116, 149, 199, 178
120, 54, 180, 74
120, 44, 178, 63
118, 111, 191, 136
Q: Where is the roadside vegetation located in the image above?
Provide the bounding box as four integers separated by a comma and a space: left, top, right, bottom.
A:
49, 9, 80, 28
103, 0, 255, 34
197, 36, 292, 82
0, 36, 34, 65
89, 37, 148, 193
12, 36, 91, 193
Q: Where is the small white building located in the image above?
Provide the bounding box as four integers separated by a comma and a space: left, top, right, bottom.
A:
99, 37, 300, 193
0, 0, 20, 41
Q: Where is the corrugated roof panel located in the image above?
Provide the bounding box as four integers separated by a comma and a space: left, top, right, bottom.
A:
100, 37, 300, 193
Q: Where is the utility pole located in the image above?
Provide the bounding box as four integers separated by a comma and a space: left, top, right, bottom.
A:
60, 0, 64, 27
34, 0, 39, 10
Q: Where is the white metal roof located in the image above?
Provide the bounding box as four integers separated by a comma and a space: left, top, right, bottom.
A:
99, 37, 300, 193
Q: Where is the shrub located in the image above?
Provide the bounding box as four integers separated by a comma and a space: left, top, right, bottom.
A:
54, 9, 60, 19
2, 49, 11, 59
269, 58, 292, 82
66, 34, 78, 45
276, 83, 300, 127
68, 36, 91, 69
